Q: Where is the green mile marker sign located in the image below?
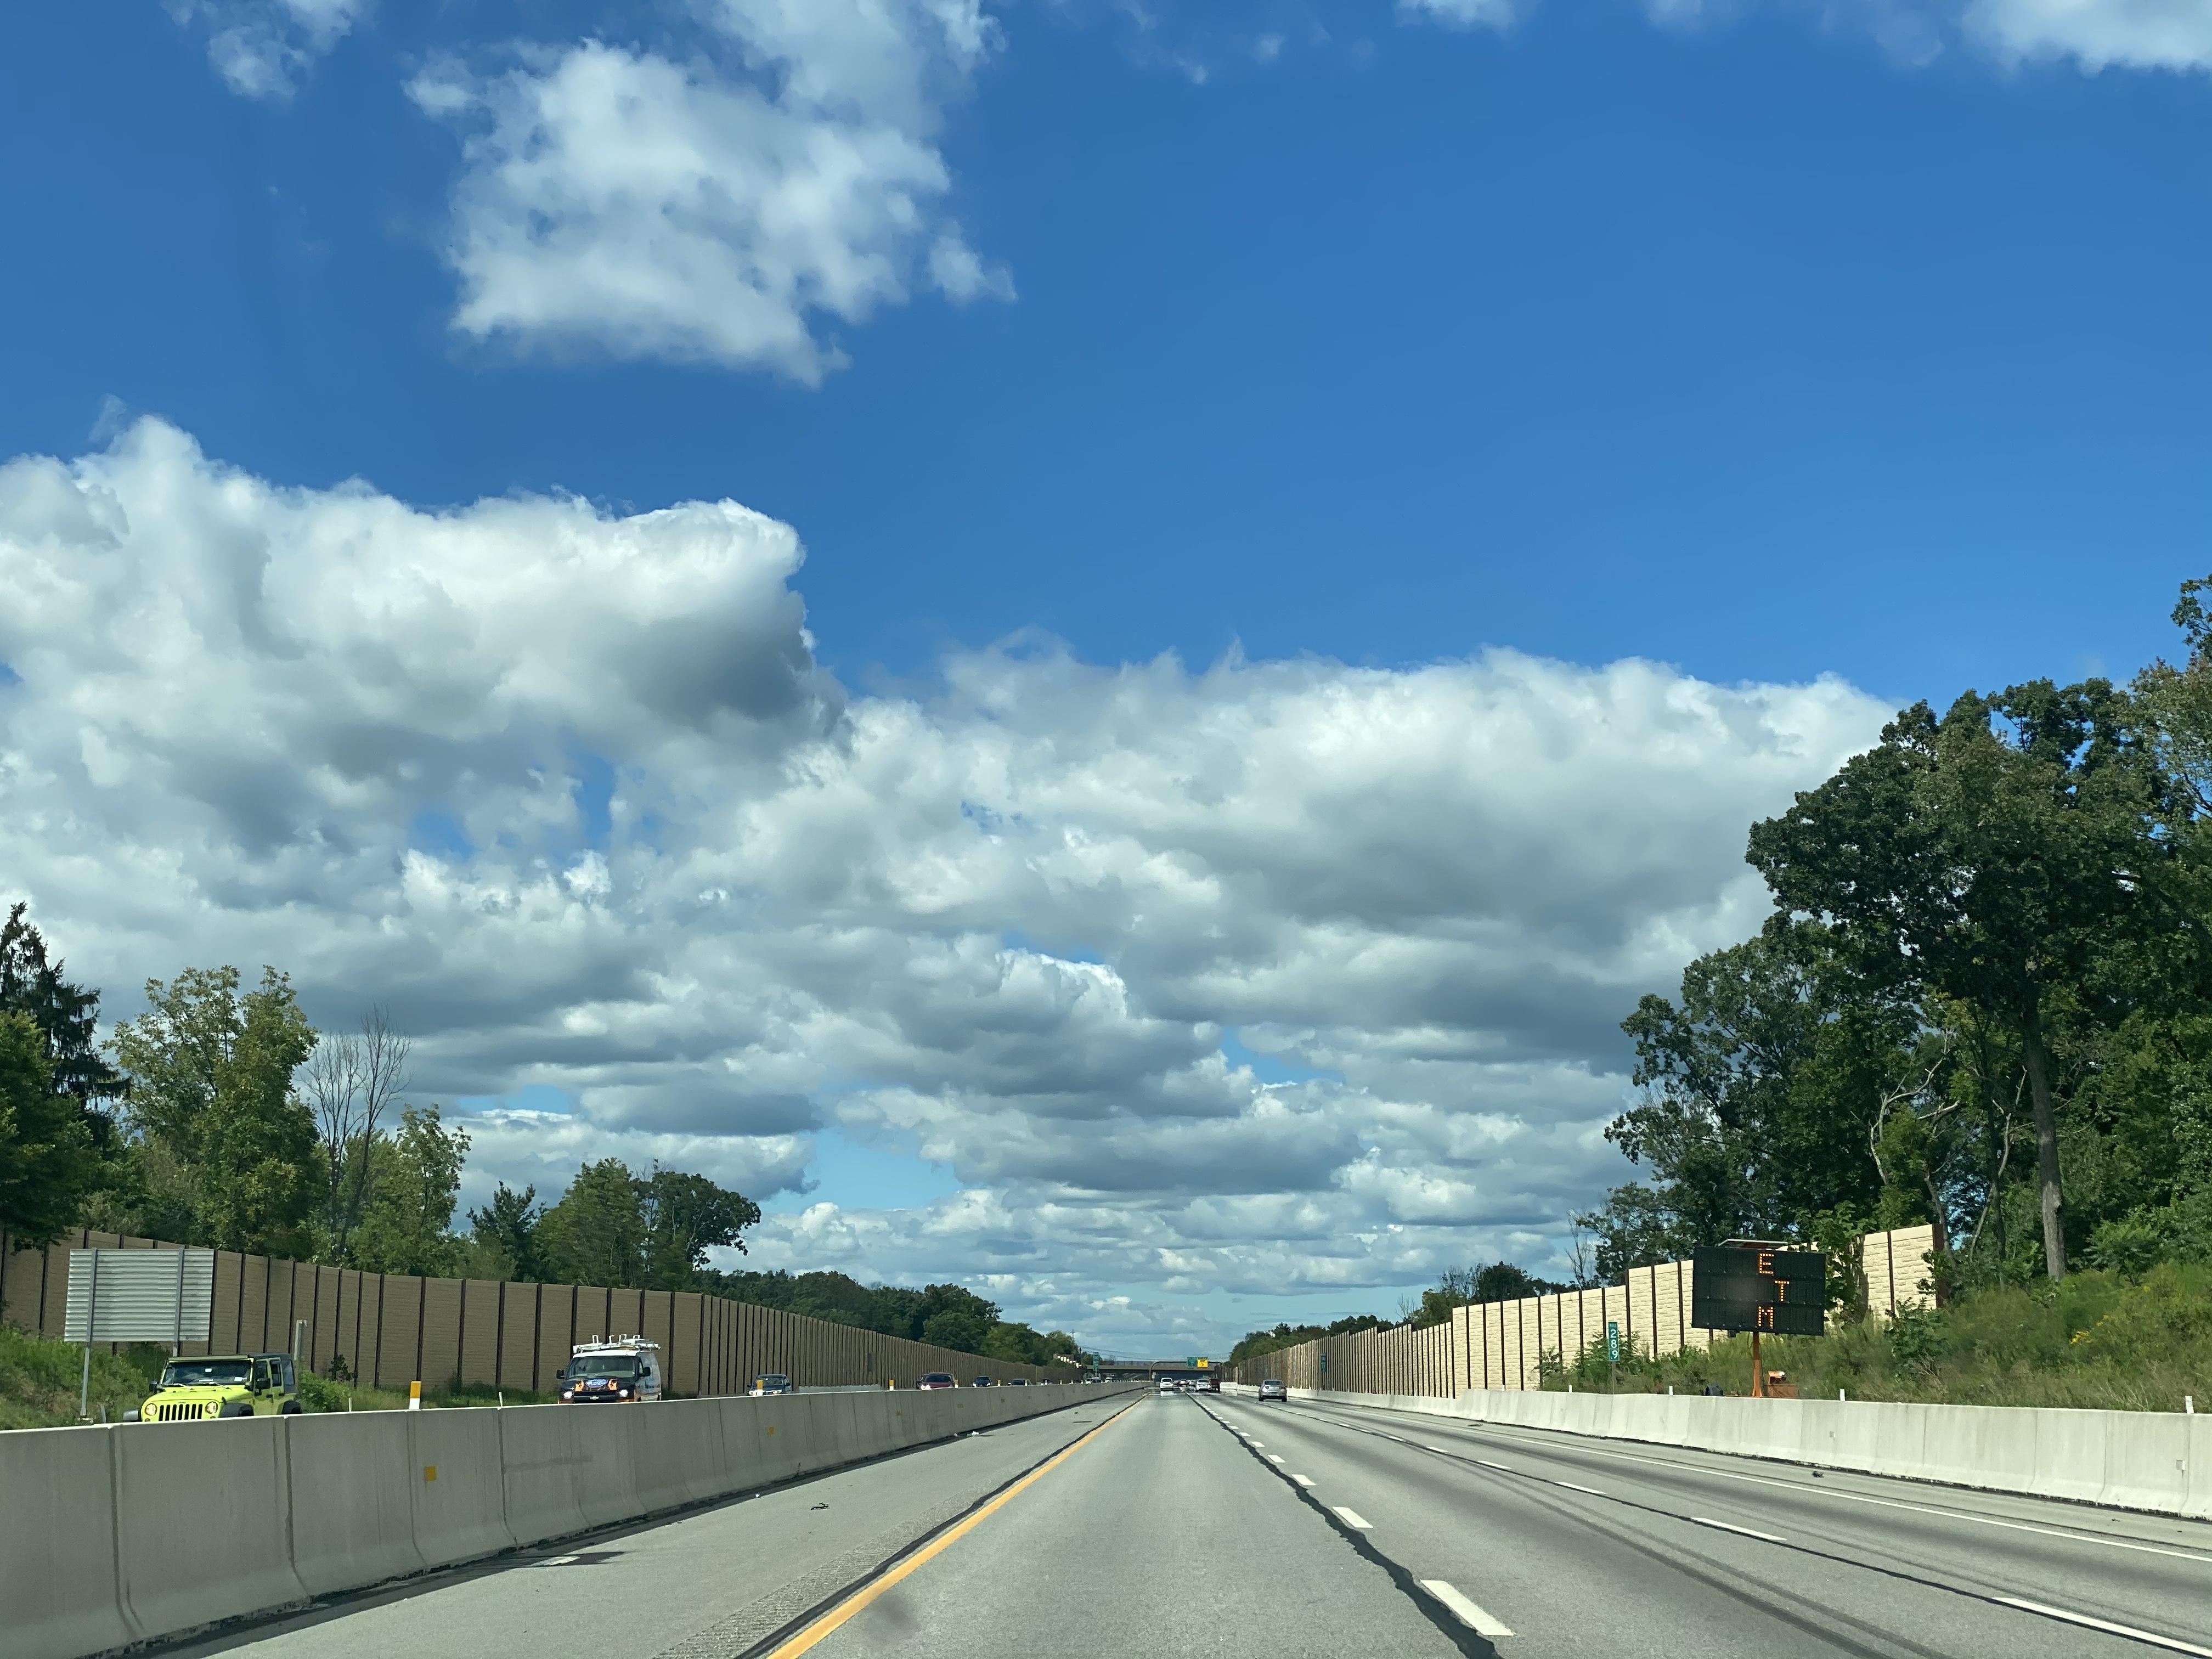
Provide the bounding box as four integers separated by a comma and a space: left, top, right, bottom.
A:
1690, 1246, 1825, 1336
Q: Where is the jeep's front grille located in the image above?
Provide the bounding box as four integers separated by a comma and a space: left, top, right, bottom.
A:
149, 1401, 211, 1422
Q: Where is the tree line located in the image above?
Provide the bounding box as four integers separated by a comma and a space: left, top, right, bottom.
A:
0, 930, 1079, 1360
708, 1269, 1088, 1368
1583, 575, 2212, 1298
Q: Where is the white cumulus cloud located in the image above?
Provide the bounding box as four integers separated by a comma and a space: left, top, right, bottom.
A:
170, 0, 369, 97
1965, 0, 2212, 68
0, 420, 1888, 1347
410, 0, 1009, 381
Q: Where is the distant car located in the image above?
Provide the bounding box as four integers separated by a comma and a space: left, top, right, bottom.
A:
917, 1372, 957, 1390
1198, 1375, 1220, 1393
974, 1374, 994, 1386
1007, 1378, 1029, 1386
1257, 1378, 1288, 1402
1159, 1376, 1177, 1393
748, 1373, 793, 1396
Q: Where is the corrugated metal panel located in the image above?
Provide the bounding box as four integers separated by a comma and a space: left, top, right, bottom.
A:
63, 1250, 215, 1343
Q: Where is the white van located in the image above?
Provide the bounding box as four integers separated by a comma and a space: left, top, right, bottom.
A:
559, 1336, 663, 1403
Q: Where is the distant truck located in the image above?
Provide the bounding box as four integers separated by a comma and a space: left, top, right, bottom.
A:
558, 1336, 663, 1403
124, 1353, 301, 1422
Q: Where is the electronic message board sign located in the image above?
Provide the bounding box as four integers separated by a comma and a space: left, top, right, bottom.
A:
1690, 1246, 1825, 1336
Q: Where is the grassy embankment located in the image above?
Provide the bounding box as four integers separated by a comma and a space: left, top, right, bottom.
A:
0, 1324, 551, 1429
1540, 1261, 2212, 1412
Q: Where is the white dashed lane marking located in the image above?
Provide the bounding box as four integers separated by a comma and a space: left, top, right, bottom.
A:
1421, 1580, 1514, 1638
1333, 1507, 1374, 1529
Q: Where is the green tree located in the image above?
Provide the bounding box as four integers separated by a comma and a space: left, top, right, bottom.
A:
537, 1159, 648, 1287
0, 1012, 103, 1245
1747, 685, 2171, 1279
921, 1307, 991, 1354
639, 1167, 761, 1290
109, 966, 320, 1255
347, 1105, 470, 1276
467, 1182, 545, 1281
0, 904, 121, 1124
1606, 918, 1922, 1269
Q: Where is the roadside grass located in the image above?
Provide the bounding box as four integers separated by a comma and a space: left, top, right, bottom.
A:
0, 1324, 554, 1427
0, 1324, 167, 1429
1538, 1261, 2212, 1413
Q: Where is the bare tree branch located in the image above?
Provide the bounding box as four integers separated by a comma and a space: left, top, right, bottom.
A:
332, 1005, 411, 1259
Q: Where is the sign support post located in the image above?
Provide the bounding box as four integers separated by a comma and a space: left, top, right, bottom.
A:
1750, 1328, 1763, 1398
78, 1248, 99, 1420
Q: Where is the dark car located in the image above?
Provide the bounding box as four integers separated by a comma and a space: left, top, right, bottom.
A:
1007, 1378, 1029, 1386
748, 1373, 794, 1396
1257, 1378, 1289, 1402
973, 1374, 994, 1386
917, 1372, 957, 1389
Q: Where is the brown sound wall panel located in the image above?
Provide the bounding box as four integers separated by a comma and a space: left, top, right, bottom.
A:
374, 1277, 419, 1387
457, 1280, 500, 1386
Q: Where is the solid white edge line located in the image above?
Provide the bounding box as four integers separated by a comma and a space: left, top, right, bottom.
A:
1333, 1506, 1374, 1528
1690, 1516, 1787, 1544
1420, 1579, 1514, 1638
1994, 1596, 2212, 1657
1442, 1420, 2212, 1567
1556, 1481, 1605, 1496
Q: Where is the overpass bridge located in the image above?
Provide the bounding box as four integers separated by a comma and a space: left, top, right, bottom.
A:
1091, 1357, 1217, 1381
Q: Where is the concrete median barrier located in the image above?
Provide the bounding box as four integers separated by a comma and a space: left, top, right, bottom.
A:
17, 1383, 1137, 1659
409, 1408, 516, 1567
287, 1410, 425, 1595
1256, 1383, 2210, 1520
112, 1415, 308, 1643
3, 1427, 133, 1659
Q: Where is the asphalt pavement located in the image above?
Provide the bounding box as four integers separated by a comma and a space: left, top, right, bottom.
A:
145, 1388, 2212, 1659
1199, 1390, 2212, 1659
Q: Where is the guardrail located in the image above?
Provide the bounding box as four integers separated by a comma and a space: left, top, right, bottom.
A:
7, 1383, 1139, 1659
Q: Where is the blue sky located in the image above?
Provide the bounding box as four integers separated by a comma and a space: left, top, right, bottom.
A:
8, 3, 2206, 702
2, 0, 2207, 1350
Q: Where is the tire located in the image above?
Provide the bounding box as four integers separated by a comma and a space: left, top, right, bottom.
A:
219, 1401, 252, 1418
281, 1400, 301, 1415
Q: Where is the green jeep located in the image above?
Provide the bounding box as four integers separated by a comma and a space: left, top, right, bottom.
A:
125, 1353, 302, 1423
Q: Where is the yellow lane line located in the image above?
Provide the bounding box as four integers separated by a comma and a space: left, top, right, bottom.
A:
763, 1401, 1140, 1658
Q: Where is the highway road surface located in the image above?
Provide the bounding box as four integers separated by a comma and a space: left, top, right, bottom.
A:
155, 1390, 2212, 1659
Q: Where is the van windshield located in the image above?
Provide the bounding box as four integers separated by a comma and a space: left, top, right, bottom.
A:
571, 1356, 640, 1378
